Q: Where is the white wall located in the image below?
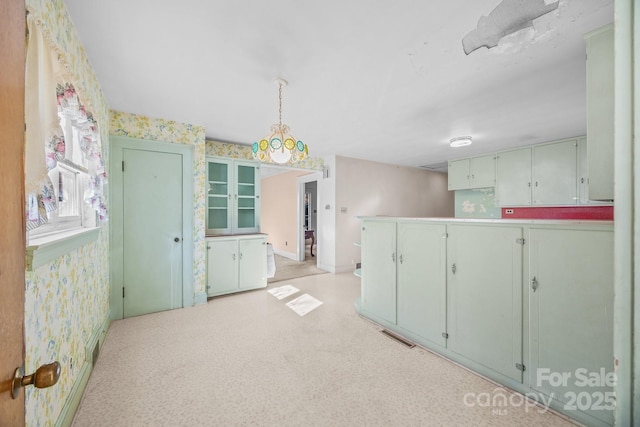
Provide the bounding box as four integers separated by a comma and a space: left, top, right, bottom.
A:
261, 169, 309, 258
316, 155, 336, 272
334, 155, 454, 272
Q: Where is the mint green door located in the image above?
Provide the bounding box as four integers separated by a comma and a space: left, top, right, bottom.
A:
447, 224, 523, 382
397, 222, 447, 347
361, 221, 397, 325
123, 148, 183, 317
528, 227, 614, 425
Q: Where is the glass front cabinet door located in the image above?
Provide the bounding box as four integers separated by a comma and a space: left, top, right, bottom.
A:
206, 157, 260, 235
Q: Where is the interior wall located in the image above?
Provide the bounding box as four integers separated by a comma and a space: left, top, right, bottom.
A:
23, 1, 110, 424
261, 170, 310, 257
334, 155, 454, 272
317, 155, 336, 272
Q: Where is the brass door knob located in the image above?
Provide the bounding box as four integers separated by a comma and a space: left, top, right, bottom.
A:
11, 362, 61, 399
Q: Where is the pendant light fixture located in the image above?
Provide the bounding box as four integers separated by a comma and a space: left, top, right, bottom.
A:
252, 78, 308, 164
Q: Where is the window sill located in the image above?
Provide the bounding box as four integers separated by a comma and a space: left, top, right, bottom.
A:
26, 227, 101, 271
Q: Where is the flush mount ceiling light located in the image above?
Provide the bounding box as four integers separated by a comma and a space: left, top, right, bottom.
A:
252, 78, 308, 164
450, 136, 473, 148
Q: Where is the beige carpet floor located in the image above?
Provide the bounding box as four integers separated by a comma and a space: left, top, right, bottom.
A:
268, 247, 327, 283
71, 273, 574, 427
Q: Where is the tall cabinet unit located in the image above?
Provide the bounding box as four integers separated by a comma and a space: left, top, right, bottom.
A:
447, 224, 523, 383
206, 157, 260, 235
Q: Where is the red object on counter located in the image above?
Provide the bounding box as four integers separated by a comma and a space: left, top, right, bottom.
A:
501, 206, 613, 220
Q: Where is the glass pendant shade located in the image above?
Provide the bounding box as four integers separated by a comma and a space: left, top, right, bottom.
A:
253, 80, 308, 164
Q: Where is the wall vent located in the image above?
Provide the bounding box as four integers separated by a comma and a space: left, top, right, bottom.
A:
380, 329, 415, 348
419, 162, 448, 173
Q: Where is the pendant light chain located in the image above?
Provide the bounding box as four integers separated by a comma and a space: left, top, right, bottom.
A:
278, 82, 283, 127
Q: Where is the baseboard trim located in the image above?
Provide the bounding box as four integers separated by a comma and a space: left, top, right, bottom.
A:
318, 263, 336, 273
193, 291, 208, 305
334, 264, 354, 274
55, 311, 111, 427
273, 249, 297, 260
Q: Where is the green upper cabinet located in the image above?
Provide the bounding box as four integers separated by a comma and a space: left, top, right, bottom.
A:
585, 25, 614, 201
495, 147, 532, 206
496, 140, 580, 207
448, 155, 496, 190
207, 161, 232, 233
532, 140, 578, 205
206, 157, 260, 235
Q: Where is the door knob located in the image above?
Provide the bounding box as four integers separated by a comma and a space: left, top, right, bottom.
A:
174, 237, 180, 242
11, 362, 61, 399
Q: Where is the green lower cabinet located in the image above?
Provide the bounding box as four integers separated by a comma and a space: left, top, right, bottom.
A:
358, 218, 613, 427
446, 224, 523, 383
361, 221, 397, 325
396, 222, 447, 347
528, 227, 614, 426
206, 235, 267, 297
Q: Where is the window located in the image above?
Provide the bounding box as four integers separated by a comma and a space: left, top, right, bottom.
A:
26, 82, 106, 242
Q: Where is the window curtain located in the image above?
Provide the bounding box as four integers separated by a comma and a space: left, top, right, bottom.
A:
24, 13, 63, 229
24, 13, 108, 230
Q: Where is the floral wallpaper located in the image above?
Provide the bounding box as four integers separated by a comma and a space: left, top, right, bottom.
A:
206, 139, 325, 171
454, 188, 501, 218
110, 110, 207, 300
24, 1, 110, 426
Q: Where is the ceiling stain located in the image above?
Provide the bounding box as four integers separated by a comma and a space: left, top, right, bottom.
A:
463, 0, 560, 55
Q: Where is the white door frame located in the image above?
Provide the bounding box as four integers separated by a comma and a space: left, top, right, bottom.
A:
297, 172, 322, 262
110, 136, 194, 319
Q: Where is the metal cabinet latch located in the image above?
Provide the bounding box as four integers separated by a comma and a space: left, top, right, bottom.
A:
531, 276, 539, 292
451, 263, 456, 274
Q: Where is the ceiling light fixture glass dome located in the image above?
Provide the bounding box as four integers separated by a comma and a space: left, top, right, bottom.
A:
450, 136, 473, 147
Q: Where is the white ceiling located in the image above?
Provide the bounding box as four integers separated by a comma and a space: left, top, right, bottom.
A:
64, 0, 614, 168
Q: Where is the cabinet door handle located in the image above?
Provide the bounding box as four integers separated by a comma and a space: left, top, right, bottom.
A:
391, 253, 396, 263
232, 253, 236, 260
581, 177, 585, 184
531, 276, 539, 292
399, 254, 403, 264
535, 181, 539, 187
228, 194, 231, 199
451, 263, 456, 274
239, 252, 243, 260
528, 182, 531, 187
